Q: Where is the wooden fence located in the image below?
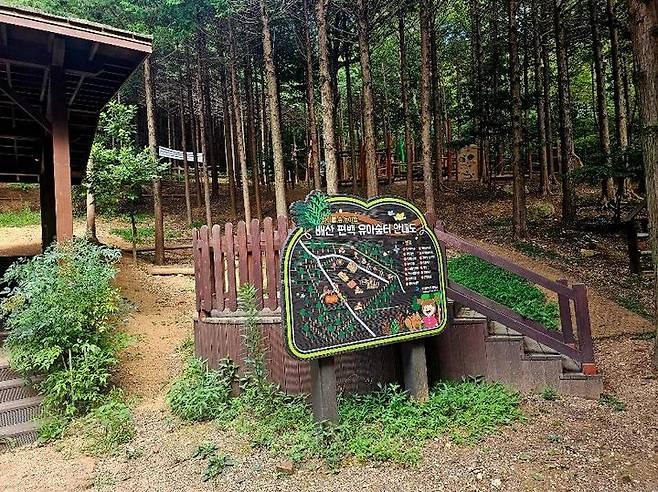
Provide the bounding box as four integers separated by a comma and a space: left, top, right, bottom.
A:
193, 217, 598, 393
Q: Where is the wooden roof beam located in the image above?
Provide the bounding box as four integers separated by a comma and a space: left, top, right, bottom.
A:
0, 79, 51, 134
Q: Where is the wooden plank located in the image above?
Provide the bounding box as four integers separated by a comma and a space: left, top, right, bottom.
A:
193, 229, 202, 312
437, 230, 575, 298
557, 278, 574, 345
236, 221, 249, 289
250, 219, 264, 309
310, 357, 338, 423
401, 341, 429, 401
211, 225, 225, 312
573, 284, 595, 367
224, 222, 237, 311
275, 216, 288, 307
198, 226, 212, 313
263, 217, 278, 310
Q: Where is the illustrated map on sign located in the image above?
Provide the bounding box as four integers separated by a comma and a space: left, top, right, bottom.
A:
281, 192, 448, 359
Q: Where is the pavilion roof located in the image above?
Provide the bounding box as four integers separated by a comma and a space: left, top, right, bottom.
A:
0, 6, 152, 183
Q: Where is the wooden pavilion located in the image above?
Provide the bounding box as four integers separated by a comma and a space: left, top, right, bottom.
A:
0, 6, 151, 248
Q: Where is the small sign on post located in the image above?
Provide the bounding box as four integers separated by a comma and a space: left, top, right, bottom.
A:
281, 192, 449, 419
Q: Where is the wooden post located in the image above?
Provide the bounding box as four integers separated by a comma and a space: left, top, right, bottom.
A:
401, 340, 429, 401
310, 356, 337, 423
49, 64, 73, 242
39, 133, 56, 250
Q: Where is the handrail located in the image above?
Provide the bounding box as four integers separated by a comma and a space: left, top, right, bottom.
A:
435, 222, 597, 375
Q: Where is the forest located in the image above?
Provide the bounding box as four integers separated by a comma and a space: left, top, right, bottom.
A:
7, 0, 658, 334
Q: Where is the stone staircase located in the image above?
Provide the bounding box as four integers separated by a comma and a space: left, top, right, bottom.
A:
434, 305, 603, 399
0, 333, 42, 451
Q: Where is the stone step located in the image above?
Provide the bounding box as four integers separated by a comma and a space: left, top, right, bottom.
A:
0, 421, 38, 451
0, 360, 18, 383
0, 378, 38, 404
0, 396, 42, 428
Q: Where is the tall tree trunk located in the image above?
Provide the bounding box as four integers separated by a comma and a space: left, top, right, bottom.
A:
186, 52, 202, 207
259, 0, 288, 216
345, 44, 357, 192
399, 13, 413, 199
356, 0, 378, 198
542, 45, 555, 178
302, 0, 321, 190
85, 159, 97, 241
627, 0, 658, 366
144, 56, 165, 264
469, 0, 486, 183
420, 0, 436, 216
180, 85, 193, 226
430, 14, 444, 200
608, 0, 629, 151
316, 0, 339, 195
509, 0, 527, 237
220, 71, 237, 218
554, 1, 577, 225
589, 0, 615, 205
245, 60, 262, 220
533, 1, 549, 196
195, 34, 213, 227
228, 25, 252, 225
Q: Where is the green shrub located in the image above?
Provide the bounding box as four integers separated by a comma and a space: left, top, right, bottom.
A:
0, 208, 41, 227
77, 390, 135, 456
447, 255, 560, 329
527, 201, 556, 222
2, 240, 128, 417
541, 386, 558, 401
166, 357, 237, 421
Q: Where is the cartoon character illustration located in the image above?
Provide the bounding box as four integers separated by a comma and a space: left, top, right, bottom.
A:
394, 212, 407, 222
412, 292, 444, 330
403, 313, 423, 331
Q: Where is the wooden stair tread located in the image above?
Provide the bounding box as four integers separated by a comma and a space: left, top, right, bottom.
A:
0, 396, 42, 412
0, 420, 38, 437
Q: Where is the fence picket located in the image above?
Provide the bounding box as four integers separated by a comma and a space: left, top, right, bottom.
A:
198, 226, 212, 313
263, 217, 278, 310
211, 224, 224, 312
224, 222, 237, 311
250, 219, 264, 309
237, 221, 249, 292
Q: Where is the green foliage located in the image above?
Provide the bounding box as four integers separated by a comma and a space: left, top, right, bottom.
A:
77, 390, 135, 456
290, 191, 331, 230
87, 102, 167, 217
526, 202, 556, 222
5, 183, 36, 192
0, 208, 41, 227
514, 241, 559, 260
238, 284, 267, 388
110, 226, 185, 244
598, 394, 626, 412
447, 255, 560, 329
166, 357, 237, 422
202, 452, 234, 481
217, 381, 523, 467
541, 386, 559, 401
2, 240, 128, 417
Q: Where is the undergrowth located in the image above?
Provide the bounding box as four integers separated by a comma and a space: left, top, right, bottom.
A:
447, 254, 560, 329
111, 225, 186, 244
168, 284, 524, 468
0, 208, 41, 227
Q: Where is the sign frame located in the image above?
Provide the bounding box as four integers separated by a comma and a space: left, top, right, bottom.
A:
281, 193, 448, 360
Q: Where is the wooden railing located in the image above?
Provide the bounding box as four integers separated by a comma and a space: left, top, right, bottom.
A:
193, 217, 289, 316
193, 217, 597, 375
434, 222, 596, 375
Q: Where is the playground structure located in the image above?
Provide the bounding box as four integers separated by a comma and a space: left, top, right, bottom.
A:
193, 215, 603, 399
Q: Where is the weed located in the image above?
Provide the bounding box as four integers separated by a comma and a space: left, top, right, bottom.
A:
6, 183, 36, 192
599, 394, 626, 412
110, 226, 185, 244
0, 208, 41, 227
613, 294, 653, 321
546, 433, 561, 443
447, 255, 560, 329
514, 241, 559, 259
77, 390, 135, 456
487, 217, 513, 228
203, 453, 234, 481
166, 357, 237, 421
541, 386, 559, 401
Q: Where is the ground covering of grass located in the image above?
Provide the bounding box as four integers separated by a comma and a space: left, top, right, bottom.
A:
0, 208, 40, 227
447, 254, 560, 329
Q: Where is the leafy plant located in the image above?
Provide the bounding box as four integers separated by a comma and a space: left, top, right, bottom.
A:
290, 191, 331, 229
0, 208, 41, 227
77, 390, 135, 456
447, 255, 560, 329
599, 393, 626, 412
166, 356, 237, 421
238, 284, 267, 388
202, 453, 234, 481
2, 240, 128, 417
541, 386, 559, 401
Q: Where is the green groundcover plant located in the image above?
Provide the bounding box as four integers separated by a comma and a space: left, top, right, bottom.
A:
2, 240, 130, 419
168, 285, 524, 468
447, 254, 560, 329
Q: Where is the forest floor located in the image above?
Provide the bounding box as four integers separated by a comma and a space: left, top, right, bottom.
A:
0, 181, 656, 491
